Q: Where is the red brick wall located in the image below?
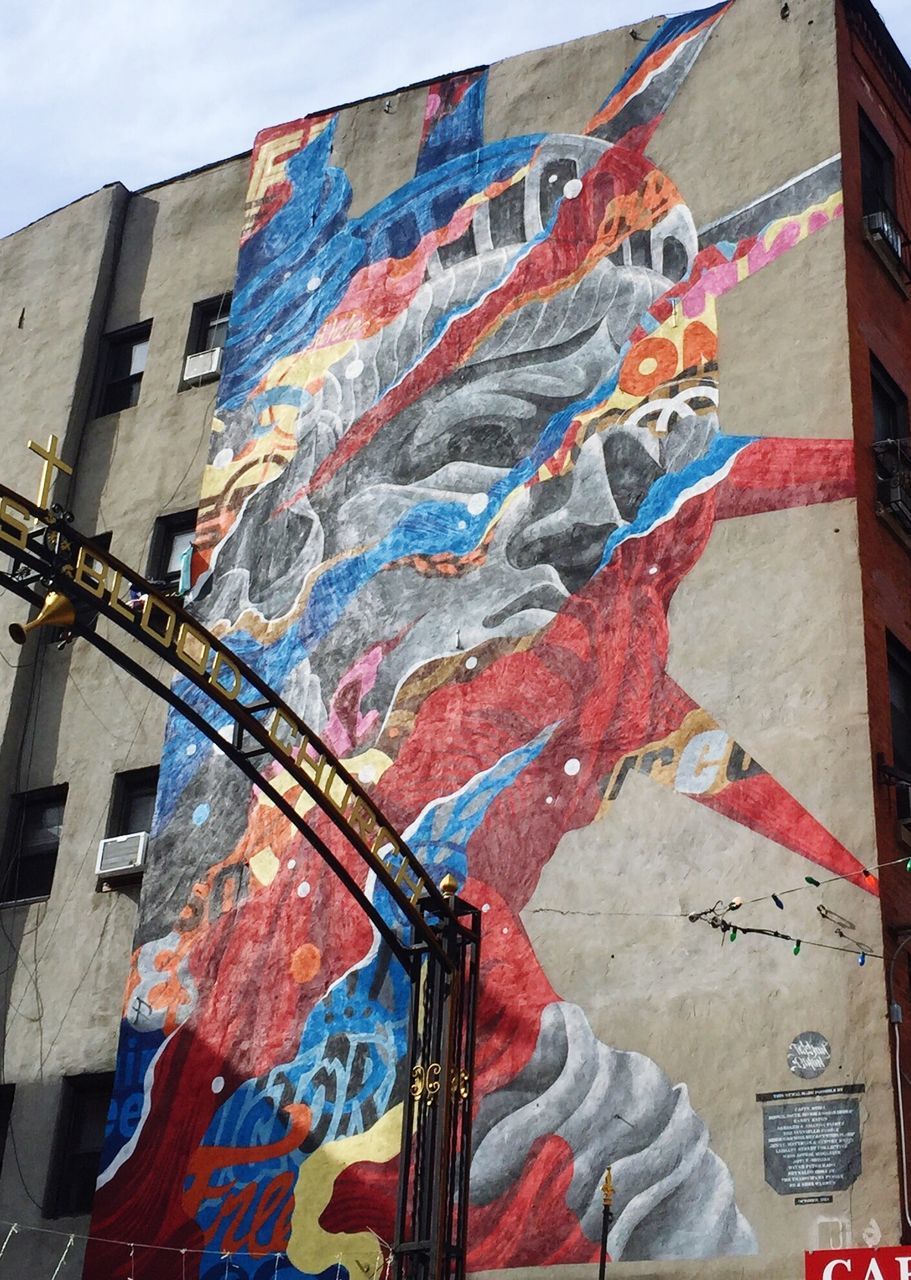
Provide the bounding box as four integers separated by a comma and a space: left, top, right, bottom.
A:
838, 0, 911, 1238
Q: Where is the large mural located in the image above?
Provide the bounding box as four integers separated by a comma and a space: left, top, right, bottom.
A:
87, 4, 869, 1276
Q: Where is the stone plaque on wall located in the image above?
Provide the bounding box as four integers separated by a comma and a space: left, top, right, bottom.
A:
763, 1097, 861, 1194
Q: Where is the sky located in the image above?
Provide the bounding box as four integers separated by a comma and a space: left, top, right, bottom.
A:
2, 0, 910, 240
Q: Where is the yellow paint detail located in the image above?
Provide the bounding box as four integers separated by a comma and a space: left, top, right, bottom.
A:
288, 1103, 402, 1276
248, 845, 280, 886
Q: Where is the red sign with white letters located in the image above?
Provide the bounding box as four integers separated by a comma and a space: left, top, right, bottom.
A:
806, 1249, 911, 1280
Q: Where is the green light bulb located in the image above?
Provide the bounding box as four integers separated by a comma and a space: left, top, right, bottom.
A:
793, 940, 801, 956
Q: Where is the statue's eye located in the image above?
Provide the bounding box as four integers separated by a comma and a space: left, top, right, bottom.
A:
539, 159, 578, 225
660, 235, 689, 283
442, 422, 519, 468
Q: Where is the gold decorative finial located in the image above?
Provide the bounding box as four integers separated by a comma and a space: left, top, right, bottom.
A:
440, 873, 458, 899
601, 1167, 614, 1207
28, 434, 72, 510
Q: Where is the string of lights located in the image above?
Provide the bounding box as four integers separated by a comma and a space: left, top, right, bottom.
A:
686, 903, 883, 963
739, 851, 911, 908
0, 1218, 393, 1277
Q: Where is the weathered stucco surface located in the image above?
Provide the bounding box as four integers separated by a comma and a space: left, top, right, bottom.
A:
0, 1, 899, 1277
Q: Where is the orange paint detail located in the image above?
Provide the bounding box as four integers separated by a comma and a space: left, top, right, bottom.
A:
290, 942, 322, 984
682, 318, 717, 370
620, 336, 679, 396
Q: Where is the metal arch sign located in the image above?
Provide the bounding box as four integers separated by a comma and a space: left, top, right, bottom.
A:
0, 481, 454, 972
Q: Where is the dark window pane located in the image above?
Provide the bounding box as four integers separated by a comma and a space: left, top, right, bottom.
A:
872, 357, 908, 444
889, 634, 911, 774
1, 787, 67, 905
148, 511, 197, 589
125, 788, 156, 835
860, 112, 895, 215
188, 296, 231, 358
47, 1074, 114, 1217
0, 1085, 13, 1179
109, 767, 159, 839
204, 315, 229, 351
96, 325, 151, 417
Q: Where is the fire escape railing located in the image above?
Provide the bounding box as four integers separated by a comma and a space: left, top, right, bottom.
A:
864, 195, 911, 284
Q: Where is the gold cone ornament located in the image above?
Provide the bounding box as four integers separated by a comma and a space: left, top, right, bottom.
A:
9, 591, 76, 645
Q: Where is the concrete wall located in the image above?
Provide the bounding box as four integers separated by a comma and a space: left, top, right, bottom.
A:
0, 159, 247, 1276
82, 1, 902, 1277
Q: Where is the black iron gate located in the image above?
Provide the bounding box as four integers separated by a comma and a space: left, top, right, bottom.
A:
0, 482, 480, 1280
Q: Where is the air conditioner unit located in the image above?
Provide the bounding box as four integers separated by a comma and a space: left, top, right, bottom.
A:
96, 831, 148, 879
864, 210, 904, 262
183, 347, 223, 382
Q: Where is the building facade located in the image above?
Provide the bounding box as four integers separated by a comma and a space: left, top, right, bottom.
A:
2, 0, 911, 1276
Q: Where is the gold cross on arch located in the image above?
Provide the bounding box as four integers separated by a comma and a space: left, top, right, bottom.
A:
27, 434, 73, 510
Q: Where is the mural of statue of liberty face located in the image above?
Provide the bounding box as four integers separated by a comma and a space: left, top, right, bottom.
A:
87, 7, 867, 1278
200, 130, 709, 753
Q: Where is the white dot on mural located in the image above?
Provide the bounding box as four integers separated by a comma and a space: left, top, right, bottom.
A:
307, 276, 322, 292
345, 358, 364, 380
192, 803, 210, 826
563, 758, 581, 777
465, 656, 478, 670
186, 743, 197, 757
563, 178, 583, 199
548, 173, 558, 184
283, 270, 292, 280
545, 795, 554, 805
287, 859, 296, 870
482, 903, 490, 912
264, 332, 273, 342
466, 493, 488, 516
457, 520, 467, 530
648, 565, 658, 575
211, 1076, 225, 1094
297, 880, 311, 898
502, 926, 509, 935
212, 447, 234, 469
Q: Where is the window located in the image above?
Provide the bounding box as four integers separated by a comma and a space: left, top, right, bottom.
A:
0, 786, 67, 906
108, 767, 159, 838
181, 294, 231, 387
872, 356, 908, 444
860, 111, 895, 218
96, 323, 152, 416
0, 1084, 13, 1179
889, 633, 911, 775
45, 1073, 114, 1217
147, 509, 197, 592
192, 294, 231, 355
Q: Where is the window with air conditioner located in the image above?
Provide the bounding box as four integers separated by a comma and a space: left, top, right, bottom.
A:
0, 786, 67, 906
872, 357, 911, 539
860, 111, 908, 278
181, 294, 231, 387
96, 766, 159, 881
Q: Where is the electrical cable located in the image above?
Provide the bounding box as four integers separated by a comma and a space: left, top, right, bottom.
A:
887, 934, 911, 1232
0, 1217, 392, 1264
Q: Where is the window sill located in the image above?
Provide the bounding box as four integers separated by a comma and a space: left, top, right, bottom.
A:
91, 403, 139, 423
0, 893, 50, 910
177, 371, 221, 393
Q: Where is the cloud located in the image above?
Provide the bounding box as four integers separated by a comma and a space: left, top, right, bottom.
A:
1, 0, 909, 238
